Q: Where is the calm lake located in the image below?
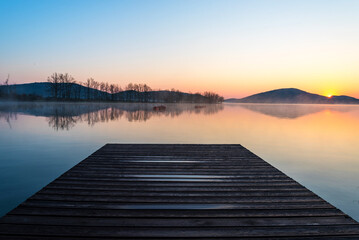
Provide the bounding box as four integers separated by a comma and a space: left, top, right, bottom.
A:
0, 102, 359, 220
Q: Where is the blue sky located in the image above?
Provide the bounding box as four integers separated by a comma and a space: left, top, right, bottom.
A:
1, 0, 359, 97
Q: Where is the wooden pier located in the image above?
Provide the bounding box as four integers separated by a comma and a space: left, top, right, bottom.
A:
1, 144, 359, 239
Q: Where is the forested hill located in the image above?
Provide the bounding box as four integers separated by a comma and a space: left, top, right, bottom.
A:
0, 82, 224, 103
225, 88, 359, 104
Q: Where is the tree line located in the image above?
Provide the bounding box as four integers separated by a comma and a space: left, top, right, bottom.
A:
1, 72, 224, 103
46, 72, 224, 103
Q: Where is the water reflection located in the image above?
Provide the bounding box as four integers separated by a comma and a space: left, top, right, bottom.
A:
0, 102, 359, 221
0, 111, 17, 129
0, 102, 223, 131
235, 103, 357, 119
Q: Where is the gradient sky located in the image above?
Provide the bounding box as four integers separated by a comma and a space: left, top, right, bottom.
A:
1, 0, 359, 98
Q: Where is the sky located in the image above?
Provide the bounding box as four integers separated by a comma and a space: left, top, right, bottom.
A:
0, 0, 359, 98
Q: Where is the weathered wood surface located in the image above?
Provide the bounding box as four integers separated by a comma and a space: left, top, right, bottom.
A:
1, 144, 358, 239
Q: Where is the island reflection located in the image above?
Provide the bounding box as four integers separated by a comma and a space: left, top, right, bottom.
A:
234, 103, 358, 119
0, 102, 223, 131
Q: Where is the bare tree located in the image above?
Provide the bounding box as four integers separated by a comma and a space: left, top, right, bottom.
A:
47, 73, 76, 100
126, 83, 134, 91
105, 82, 109, 100
89, 78, 99, 100
143, 84, 151, 102
203, 91, 224, 103
126, 83, 135, 101
114, 84, 121, 101
86, 78, 92, 100
74, 81, 83, 100
4, 74, 9, 86
100, 82, 106, 100
0, 75, 9, 97
47, 73, 61, 100
109, 84, 116, 101
63, 73, 75, 99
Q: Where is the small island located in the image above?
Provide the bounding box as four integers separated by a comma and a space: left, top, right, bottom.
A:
225, 88, 359, 105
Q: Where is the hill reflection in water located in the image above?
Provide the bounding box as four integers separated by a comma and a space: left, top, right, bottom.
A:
0, 102, 223, 131
233, 103, 357, 119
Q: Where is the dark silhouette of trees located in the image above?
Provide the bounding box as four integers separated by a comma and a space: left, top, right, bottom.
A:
143, 84, 151, 102
60, 73, 75, 99
74, 81, 83, 100
203, 91, 224, 103
2, 72, 224, 103
86, 78, 92, 100
93, 79, 101, 100
109, 83, 121, 101
4, 74, 10, 86
0, 80, 3, 98
100, 82, 106, 100
0, 74, 14, 98
47, 73, 61, 100
47, 73, 76, 100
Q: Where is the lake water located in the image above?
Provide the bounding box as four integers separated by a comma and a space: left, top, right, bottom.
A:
0, 102, 359, 221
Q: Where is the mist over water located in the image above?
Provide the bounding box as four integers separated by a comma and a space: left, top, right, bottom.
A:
0, 102, 359, 221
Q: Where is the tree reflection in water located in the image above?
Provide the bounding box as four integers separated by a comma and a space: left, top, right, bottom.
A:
0, 102, 223, 131
0, 111, 17, 129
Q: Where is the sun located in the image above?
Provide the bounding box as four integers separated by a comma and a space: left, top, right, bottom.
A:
323, 89, 337, 98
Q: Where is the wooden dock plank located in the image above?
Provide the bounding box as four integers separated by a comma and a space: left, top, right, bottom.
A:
1, 144, 359, 239
9, 207, 347, 218
3, 215, 355, 227
2, 224, 359, 238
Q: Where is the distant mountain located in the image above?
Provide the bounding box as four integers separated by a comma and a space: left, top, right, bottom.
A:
225, 88, 359, 104
0, 82, 110, 100
329, 95, 359, 104
0, 82, 53, 98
